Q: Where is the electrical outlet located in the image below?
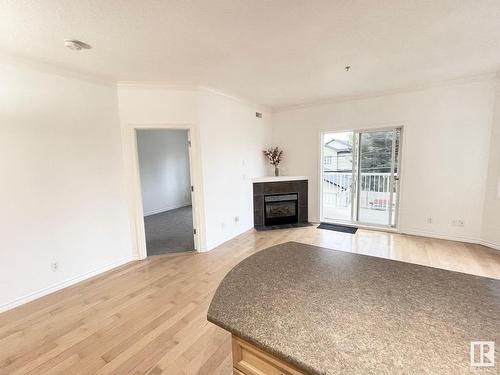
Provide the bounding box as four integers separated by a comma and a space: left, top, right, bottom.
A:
234, 216, 240, 223
427, 217, 433, 224
51, 262, 59, 272
451, 219, 465, 227
221, 222, 225, 231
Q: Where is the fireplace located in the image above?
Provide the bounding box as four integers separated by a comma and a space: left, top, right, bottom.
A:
264, 194, 298, 226
253, 178, 308, 229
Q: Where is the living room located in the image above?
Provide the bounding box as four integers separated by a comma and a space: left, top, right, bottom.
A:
1, 1, 499, 374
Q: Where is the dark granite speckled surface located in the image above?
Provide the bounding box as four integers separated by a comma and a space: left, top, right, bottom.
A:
207, 242, 500, 374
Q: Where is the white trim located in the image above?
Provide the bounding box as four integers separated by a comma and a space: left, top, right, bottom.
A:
403, 231, 500, 253
316, 223, 500, 252
318, 131, 325, 223
273, 71, 497, 113
206, 224, 255, 251
116, 81, 198, 91
399, 228, 488, 246
477, 239, 500, 252
0, 256, 138, 313
143, 202, 192, 217
401, 230, 500, 252
115, 83, 271, 111
198, 85, 270, 111
0, 51, 115, 87
251, 176, 309, 183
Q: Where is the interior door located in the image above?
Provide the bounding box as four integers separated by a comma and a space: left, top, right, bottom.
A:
321, 128, 401, 228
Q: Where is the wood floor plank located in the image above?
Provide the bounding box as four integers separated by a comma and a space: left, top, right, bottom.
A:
1, 227, 499, 374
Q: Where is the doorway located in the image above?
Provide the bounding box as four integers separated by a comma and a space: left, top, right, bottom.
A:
136, 129, 195, 255
320, 127, 402, 228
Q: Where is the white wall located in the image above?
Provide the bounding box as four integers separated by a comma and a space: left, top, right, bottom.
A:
481, 77, 500, 249
198, 88, 271, 249
0, 60, 132, 311
117, 86, 271, 252
137, 129, 191, 216
272, 77, 497, 243
117, 86, 204, 254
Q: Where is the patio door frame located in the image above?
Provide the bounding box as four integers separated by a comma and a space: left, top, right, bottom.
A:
319, 125, 404, 230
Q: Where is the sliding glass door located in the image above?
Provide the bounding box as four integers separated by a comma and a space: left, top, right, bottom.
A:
321, 127, 401, 228
321, 132, 356, 222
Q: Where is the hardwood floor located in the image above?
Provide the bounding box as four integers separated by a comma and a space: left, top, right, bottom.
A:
1, 227, 500, 375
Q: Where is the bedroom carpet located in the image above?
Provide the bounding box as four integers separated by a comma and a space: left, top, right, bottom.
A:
144, 205, 195, 255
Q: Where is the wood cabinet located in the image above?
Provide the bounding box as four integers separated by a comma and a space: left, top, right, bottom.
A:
232, 336, 307, 375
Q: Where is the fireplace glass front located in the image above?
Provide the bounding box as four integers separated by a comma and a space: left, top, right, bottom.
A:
264, 193, 298, 226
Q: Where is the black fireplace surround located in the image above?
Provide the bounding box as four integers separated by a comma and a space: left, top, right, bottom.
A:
253, 179, 308, 229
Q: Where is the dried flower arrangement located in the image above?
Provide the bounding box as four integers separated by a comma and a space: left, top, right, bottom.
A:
263, 146, 283, 176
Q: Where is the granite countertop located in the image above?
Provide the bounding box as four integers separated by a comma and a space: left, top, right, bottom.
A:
207, 241, 500, 374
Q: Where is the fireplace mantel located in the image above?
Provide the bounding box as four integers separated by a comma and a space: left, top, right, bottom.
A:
251, 176, 309, 183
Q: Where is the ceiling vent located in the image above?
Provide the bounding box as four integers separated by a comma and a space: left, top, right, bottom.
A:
256, 112, 263, 118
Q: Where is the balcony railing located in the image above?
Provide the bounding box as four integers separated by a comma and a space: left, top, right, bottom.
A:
323, 171, 395, 210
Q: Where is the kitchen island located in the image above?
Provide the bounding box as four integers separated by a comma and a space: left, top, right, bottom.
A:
207, 241, 500, 374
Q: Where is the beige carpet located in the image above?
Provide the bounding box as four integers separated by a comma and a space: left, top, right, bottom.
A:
144, 205, 195, 255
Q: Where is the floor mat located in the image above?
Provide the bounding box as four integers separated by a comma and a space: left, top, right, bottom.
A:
317, 223, 358, 234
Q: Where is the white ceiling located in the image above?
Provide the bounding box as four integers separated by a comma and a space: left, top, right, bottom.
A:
2, 0, 500, 108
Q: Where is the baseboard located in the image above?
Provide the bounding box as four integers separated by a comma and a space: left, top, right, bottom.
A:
143, 202, 191, 217
204, 224, 254, 252
400, 229, 500, 252
399, 229, 481, 244
317, 221, 490, 246
2, 228, 497, 313
477, 239, 500, 251
0, 255, 139, 313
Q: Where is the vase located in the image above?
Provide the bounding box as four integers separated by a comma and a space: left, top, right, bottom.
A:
274, 166, 280, 176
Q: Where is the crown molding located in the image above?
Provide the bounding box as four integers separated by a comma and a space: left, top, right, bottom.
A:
115, 82, 269, 110
0, 51, 116, 87
273, 71, 498, 113
198, 85, 270, 111
4, 50, 497, 110
116, 81, 198, 91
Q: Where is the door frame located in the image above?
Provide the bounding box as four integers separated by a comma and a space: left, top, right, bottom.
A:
130, 124, 203, 259
318, 125, 405, 231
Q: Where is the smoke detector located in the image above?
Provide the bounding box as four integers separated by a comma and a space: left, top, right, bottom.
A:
64, 40, 92, 51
